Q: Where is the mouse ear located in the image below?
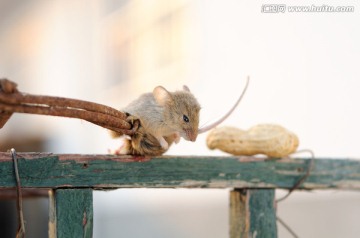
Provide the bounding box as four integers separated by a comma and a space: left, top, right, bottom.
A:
183, 85, 190, 92
153, 86, 173, 106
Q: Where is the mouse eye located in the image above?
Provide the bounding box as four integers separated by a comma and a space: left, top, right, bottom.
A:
183, 115, 189, 123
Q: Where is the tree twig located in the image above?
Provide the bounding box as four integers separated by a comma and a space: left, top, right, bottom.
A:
0, 93, 126, 118
0, 78, 136, 135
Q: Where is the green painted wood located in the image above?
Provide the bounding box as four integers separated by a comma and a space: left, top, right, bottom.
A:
0, 153, 359, 189
248, 189, 277, 237
230, 189, 277, 238
49, 189, 93, 238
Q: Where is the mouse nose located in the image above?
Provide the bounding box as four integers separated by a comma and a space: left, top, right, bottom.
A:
188, 132, 197, 142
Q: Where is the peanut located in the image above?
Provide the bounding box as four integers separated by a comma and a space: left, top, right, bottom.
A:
206, 124, 299, 157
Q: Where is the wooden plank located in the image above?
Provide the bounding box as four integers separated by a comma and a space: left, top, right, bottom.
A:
49, 189, 93, 238
230, 189, 277, 238
0, 153, 359, 189
49, 190, 56, 237
230, 189, 248, 237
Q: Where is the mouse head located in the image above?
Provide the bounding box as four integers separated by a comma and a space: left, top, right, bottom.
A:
153, 85, 201, 141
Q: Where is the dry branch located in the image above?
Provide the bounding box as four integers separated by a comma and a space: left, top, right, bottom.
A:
0, 78, 135, 135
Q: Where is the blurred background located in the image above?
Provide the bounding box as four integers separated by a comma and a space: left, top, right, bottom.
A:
0, 0, 360, 237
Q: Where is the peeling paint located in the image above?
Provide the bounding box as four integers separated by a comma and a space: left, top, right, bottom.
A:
276, 170, 302, 175
0, 154, 359, 190
82, 211, 87, 226
332, 180, 360, 189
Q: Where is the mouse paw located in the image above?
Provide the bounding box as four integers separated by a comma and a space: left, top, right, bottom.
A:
160, 141, 169, 150
173, 132, 181, 144
125, 115, 138, 125
125, 113, 141, 133
157, 136, 169, 150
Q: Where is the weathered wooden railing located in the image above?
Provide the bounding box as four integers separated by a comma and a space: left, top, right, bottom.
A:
1, 153, 359, 237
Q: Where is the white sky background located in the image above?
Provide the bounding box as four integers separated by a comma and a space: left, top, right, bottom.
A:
0, 1, 360, 238
177, 0, 360, 158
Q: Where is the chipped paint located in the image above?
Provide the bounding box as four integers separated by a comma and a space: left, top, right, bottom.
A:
332, 180, 360, 189
0, 153, 359, 190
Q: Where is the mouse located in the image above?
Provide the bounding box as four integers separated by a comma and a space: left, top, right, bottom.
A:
111, 76, 249, 155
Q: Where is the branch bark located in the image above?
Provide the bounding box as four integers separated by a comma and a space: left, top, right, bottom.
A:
0, 78, 135, 135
